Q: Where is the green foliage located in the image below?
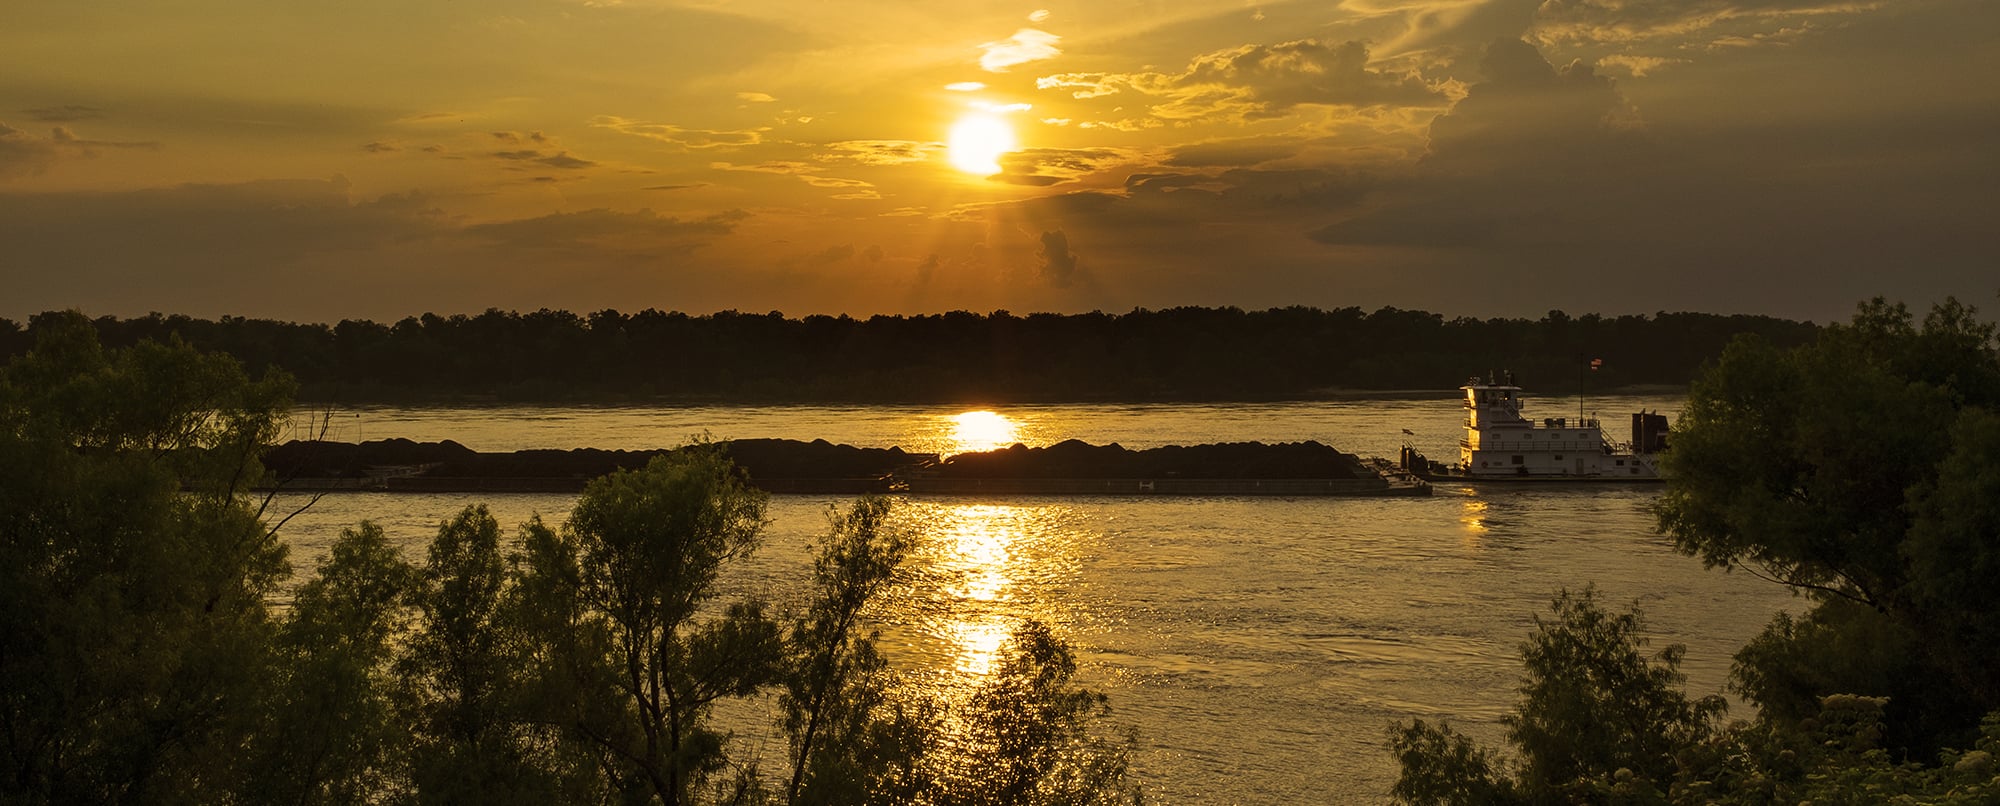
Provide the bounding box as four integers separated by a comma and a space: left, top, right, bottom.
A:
1510, 588, 1726, 798
1657, 296, 2000, 747
1902, 406, 2000, 709
1673, 696, 2000, 804
515, 448, 783, 804
251, 522, 418, 804
0, 311, 294, 802
1397, 296, 2000, 803
62, 305, 1819, 402
781, 496, 932, 805
941, 620, 1140, 806
2, 321, 1146, 804
1389, 720, 1519, 805
401, 505, 566, 804
1391, 588, 1723, 804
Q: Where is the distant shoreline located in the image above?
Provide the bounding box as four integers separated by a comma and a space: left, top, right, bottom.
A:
289, 385, 1688, 408
16, 307, 1804, 407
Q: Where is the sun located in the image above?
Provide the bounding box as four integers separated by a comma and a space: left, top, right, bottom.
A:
947, 410, 1019, 454
946, 114, 1018, 176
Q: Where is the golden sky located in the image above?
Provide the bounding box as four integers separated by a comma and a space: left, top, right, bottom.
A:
3, 0, 1995, 322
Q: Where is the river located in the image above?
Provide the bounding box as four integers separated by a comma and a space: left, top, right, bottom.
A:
270, 392, 1795, 803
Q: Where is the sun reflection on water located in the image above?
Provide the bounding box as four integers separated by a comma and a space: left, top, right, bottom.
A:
887, 501, 1084, 703
1460, 498, 1489, 533
946, 410, 1019, 455
948, 619, 1012, 679
944, 504, 1013, 602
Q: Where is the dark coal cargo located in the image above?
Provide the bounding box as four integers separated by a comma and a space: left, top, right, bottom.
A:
261, 437, 1424, 496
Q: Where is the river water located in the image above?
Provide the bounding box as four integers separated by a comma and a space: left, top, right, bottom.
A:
271, 392, 1795, 804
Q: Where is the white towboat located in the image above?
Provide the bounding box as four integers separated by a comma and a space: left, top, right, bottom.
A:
1401, 373, 1669, 481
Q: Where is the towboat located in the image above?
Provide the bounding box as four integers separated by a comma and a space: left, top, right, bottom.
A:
1400, 373, 1669, 481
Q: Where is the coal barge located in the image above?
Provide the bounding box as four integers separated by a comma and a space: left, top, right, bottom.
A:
263, 437, 1430, 497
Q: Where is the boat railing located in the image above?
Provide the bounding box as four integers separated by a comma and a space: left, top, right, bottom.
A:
1526, 417, 1600, 430
1464, 439, 1608, 452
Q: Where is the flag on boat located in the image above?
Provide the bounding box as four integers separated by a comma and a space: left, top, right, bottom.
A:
1401, 428, 1414, 435
1590, 358, 1603, 370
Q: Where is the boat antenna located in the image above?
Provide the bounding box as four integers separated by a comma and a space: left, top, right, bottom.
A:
1577, 355, 1587, 422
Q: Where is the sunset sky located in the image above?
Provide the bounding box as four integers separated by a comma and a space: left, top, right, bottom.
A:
3, 0, 1994, 323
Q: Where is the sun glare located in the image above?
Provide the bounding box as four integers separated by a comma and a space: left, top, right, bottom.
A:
948, 410, 1020, 454
946, 114, 1018, 176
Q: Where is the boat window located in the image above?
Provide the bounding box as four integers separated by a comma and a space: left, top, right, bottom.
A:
1554, 455, 1563, 460
1615, 459, 1625, 466
1511, 455, 1524, 465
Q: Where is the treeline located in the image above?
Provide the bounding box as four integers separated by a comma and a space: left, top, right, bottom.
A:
0, 306, 1820, 402
0, 313, 1137, 804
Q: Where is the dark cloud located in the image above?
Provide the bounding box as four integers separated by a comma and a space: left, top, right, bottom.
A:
1036, 230, 1081, 288
1423, 38, 1646, 172
466, 207, 746, 256
1040, 39, 1446, 123
1215, 167, 1375, 209
715, 160, 817, 175
535, 152, 596, 169
803, 244, 854, 265
491, 130, 551, 144
798, 175, 872, 189
0, 122, 158, 179
0, 179, 438, 314
1395, 0, 1543, 55
22, 105, 104, 122
0, 122, 62, 178
592, 116, 763, 150
362, 141, 399, 153
993, 147, 1129, 186
479, 131, 599, 171
1185, 39, 1445, 115
1123, 173, 1209, 192
1311, 38, 1659, 247
993, 172, 1066, 187
1532, 0, 1877, 47
816, 140, 938, 165
1302, 24, 1999, 318
0, 180, 757, 319
1167, 138, 1303, 167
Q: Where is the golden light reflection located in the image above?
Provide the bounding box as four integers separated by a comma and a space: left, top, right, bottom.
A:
944, 503, 1014, 602
1460, 499, 1489, 533
946, 113, 1018, 176
947, 409, 1020, 455
949, 619, 1012, 679
894, 501, 1081, 709
933, 504, 1028, 690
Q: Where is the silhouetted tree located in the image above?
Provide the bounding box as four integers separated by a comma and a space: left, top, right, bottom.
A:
512, 448, 782, 804
0, 311, 294, 802
780, 497, 932, 804
1390, 588, 1723, 804
1658, 296, 2000, 748
54, 305, 1817, 402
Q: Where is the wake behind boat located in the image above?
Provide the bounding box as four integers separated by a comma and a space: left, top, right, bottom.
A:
1401, 373, 1669, 482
